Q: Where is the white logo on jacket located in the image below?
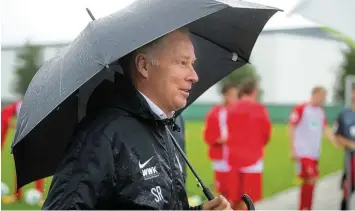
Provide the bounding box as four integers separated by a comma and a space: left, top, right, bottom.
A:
139, 156, 159, 180
151, 186, 166, 203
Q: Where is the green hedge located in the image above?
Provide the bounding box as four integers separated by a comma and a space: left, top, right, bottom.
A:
182, 103, 343, 123
2, 99, 343, 124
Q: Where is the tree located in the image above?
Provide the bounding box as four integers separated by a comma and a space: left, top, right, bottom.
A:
334, 46, 355, 104
219, 64, 263, 100
13, 42, 43, 97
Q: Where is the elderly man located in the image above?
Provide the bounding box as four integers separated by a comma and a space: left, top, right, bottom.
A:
42, 29, 232, 210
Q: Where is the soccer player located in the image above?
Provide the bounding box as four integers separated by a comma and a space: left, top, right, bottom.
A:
226, 78, 271, 210
1, 101, 22, 150
288, 86, 339, 210
1, 100, 44, 204
203, 83, 238, 197
333, 84, 355, 210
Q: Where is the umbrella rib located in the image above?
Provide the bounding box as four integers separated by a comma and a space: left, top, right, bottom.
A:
189, 31, 249, 63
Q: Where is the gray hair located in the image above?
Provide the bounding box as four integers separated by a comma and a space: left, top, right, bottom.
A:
120, 27, 190, 75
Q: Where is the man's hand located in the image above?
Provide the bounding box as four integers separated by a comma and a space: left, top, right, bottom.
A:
347, 142, 355, 151
217, 138, 227, 144
324, 127, 340, 148
202, 195, 232, 210
331, 138, 341, 149
290, 150, 297, 161
329, 135, 341, 149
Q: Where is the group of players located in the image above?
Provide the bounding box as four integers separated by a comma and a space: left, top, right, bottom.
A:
203, 78, 355, 210
1, 79, 355, 210
1, 100, 44, 204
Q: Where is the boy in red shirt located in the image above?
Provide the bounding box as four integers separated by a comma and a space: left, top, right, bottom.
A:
288, 86, 338, 210
1, 101, 44, 203
1, 101, 21, 149
203, 83, 238, 197
226, 79, 271, 210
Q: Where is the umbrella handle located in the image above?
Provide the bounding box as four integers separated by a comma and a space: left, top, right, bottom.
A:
241, 194, 255, 210
204, 189, 255, 210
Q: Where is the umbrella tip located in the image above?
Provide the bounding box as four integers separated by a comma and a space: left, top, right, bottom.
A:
86, 8, 96, 21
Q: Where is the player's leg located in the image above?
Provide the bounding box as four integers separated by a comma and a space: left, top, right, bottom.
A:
298, 158, 318, 210
1, 138, 5, 151
239, 172, 262, 210
214, 171, 222, 195
2, 174, 21, 204
35, 179, 44, 193
341, 152, 355, 210
215, 171, 229, 198
15, 175, 22, 200
35, 179, 45, 207
212, 159, 230, 197
227, 168, 242, 210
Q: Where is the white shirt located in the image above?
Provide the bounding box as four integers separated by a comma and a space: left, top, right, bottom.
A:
138, 91, 174, 119
289, 103, 327, 159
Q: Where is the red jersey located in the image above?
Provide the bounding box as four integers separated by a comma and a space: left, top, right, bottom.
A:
1, 100, 22, 150
226, 99, 271, 168
203, 104, 228, 160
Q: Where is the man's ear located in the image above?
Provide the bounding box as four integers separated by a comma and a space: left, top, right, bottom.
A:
135, 53, 149, 78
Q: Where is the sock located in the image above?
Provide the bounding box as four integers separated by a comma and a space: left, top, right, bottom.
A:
14, 177, 22, 200
341, 180, 349, 210
341, 199, 347, 210
16, 188, 22, 200
36, 179, 44, 194
299, 183, 314, 210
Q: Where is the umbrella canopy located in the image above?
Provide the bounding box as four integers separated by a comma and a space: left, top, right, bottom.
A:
290, 0, 355, 42
12, 0, 280, 188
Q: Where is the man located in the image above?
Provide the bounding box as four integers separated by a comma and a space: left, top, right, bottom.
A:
288, 86, 339, 210
226, 79, 271, 210
203, 83, 238, 197
42, 29, 232, 210
1, 100, 44, 204
333, 84, 355, 210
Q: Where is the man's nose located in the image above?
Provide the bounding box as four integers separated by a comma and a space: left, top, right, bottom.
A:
188, 67, 199, 83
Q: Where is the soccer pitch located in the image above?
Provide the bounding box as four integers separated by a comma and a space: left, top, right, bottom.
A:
1, 122, 343, 210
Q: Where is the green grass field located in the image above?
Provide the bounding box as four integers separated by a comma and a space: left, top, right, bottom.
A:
1, 122, 343, 210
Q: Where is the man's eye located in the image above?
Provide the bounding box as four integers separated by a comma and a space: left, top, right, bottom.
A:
180, 61, 188, 66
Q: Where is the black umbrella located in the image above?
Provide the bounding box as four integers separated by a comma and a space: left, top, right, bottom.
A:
12, 0, 280, 204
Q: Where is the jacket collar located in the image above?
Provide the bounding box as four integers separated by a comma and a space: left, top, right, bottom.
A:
137, 91, 174, 120
86, 73, 180, 131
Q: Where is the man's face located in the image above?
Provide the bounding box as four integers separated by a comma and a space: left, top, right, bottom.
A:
223, 88, 238, 105
313, 90, 327, 106
145, 30, 198, 112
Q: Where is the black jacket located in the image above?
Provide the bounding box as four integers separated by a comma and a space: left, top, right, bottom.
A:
42, 76, 201, 210
172, 115, 187, 181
